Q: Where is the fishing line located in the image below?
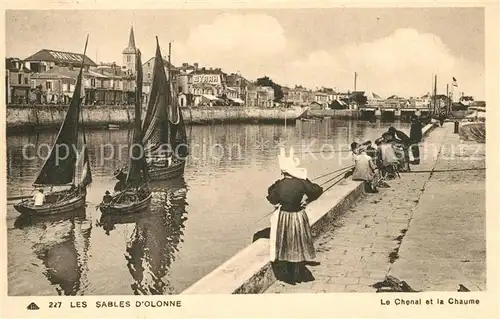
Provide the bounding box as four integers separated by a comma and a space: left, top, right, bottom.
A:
311, 165, 354, 182
400, 167, 485, 173
253, 166, 354, 225
319, 167, 353, 187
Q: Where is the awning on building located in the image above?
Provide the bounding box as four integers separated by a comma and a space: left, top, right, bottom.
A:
228, 97, 244, 104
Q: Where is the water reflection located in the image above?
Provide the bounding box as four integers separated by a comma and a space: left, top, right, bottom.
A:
13, 208, 92, 296
97, 178, 188, 295
8, 120, 411, 295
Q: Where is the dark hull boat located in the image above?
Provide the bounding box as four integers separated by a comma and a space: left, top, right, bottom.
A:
14, 206, 86, 229
99, 192, 152, 215
14, 36, 93, 217
147, 160, 185, 181
14, 189, 87, 216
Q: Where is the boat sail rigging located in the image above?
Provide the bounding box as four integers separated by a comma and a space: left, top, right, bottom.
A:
125, 48, 149, 187
140, 39, 188, 180
34, 36, 92, 189
14, 35, 92, 216
99, 43, 152, 215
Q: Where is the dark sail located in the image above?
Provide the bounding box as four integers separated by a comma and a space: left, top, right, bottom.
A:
34, 37, 88, 186
165, 47, 188, 159
126, 49, 148, 185
141, 39, 171, 158
169, 104, 189, 159
80, 145, 93, 187
79, 106, 92, 187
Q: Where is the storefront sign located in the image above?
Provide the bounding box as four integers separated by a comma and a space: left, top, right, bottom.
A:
192, 74, 221, 85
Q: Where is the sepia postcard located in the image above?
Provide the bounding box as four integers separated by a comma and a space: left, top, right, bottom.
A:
1, 0, 499, 318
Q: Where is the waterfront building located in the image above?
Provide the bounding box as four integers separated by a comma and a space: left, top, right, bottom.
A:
30, 64, 135, 105
225, 72, 250, 104
6, 58, 31, 104
313, 91, 329, 108
283, 85, 313, 105
176, 66, 246, 107
246, 85, 275, 108
23, 48, 96, 72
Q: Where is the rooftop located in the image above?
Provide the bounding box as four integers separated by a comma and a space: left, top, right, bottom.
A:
24, 49, 97, 67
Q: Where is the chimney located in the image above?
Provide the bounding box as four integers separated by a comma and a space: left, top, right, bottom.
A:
194, 63, 199, 70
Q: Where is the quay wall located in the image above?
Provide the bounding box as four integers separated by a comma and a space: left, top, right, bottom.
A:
181, 122, 438, 294
6, 105, 308, 132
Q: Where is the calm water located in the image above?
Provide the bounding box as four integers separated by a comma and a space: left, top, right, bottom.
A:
6, 119, 410, 295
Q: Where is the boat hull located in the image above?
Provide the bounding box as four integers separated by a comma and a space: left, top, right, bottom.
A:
147, 160, 185, 181
13, 191, 87, 216
100, 193, 152, 215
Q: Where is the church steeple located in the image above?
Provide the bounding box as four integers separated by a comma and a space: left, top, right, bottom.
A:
123, 26, 137, 54
123, 26, 137, 75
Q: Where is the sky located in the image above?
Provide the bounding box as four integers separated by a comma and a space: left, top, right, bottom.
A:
6, 8, 485, 99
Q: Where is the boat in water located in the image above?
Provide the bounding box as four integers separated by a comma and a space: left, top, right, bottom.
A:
115, 40, 188, 182
97, 178, 188, 294
14, 36, 93, 217
99, 44, 152, 215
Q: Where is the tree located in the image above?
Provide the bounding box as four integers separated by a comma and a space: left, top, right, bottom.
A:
255, 76, 284, 102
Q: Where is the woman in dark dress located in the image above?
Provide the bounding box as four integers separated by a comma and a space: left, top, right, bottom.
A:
266, 147, 323, 283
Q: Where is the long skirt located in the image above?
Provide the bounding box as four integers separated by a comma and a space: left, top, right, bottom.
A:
269, 208, 316, 262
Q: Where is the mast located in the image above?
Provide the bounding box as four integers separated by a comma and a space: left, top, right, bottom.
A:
354, 72, 357, 92
34, 35, 89, 187
433, 74, 438, 116
125, 47, 148, 185
446, 84, 450, 113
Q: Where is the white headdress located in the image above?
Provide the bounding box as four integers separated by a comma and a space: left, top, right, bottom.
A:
278, 146, 307, 180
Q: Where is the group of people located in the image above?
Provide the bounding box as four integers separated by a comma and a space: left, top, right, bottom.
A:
263, 116, 425, 285
350, 115, 424, 193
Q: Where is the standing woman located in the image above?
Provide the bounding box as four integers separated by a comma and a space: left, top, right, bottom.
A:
267, 147, 323, 284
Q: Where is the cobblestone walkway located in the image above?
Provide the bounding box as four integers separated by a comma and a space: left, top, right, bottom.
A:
265, 123, 485, 293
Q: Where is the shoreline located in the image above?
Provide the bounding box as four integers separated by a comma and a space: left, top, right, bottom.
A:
5, 105, 309, 133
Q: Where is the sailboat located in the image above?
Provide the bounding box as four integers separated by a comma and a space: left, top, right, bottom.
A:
14, 36, 92, 216
99, 47, 152, 215
115, 39, 188, 182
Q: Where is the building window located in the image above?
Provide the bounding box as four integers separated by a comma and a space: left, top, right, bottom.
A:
147, 62, 151, 67
46, 81, 52, 90
148, 73, 151, 79
91, 79, 96, 87
18, 74, 22, 84
24, 77, 29, 85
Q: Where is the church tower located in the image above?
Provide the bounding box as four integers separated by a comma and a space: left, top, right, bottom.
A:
123, 26, 137, 75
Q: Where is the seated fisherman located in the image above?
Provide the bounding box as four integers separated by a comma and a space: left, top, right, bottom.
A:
102, 191, 113, 204
386, 126, 411, 171
352, 145, 378, 193
33, 189, 45, 206
376, 133, 400, 179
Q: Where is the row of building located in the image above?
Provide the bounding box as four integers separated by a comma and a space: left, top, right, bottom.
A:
6, 27, 479, 110
6, 28, 273, 108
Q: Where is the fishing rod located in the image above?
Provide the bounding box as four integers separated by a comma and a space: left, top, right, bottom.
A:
253, 166, 355, 224
400, 167, 485, 174
319, 166, 354, 187
312, 164, 355, 182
